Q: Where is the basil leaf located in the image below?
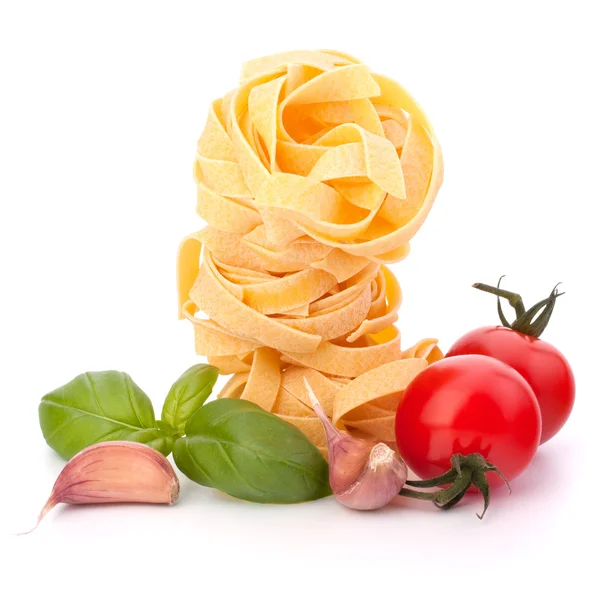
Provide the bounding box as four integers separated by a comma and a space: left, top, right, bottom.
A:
39, 371, 174, 459
161, 364, 219, 436
173, 398, 331, 504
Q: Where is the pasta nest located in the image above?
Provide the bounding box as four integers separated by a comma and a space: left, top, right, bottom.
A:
177, 50, 444, 456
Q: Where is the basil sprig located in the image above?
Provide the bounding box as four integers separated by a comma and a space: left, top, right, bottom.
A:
39, 369, 331, 505
174, 399, 331, 504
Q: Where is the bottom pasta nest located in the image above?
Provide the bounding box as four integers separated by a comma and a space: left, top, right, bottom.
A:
217, 350, 441, 458
177, 228, 442, 457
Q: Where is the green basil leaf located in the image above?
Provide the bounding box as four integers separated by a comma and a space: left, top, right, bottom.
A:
161, 364, 219, 436
39, 371, 174, 459
173, 398, 331, 504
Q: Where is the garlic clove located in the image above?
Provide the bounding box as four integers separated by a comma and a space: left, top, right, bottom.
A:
336, 443, 407, 510
303, 379, 374, 491
24, 440, 179, 533
326, 433, 377, 495
304, 378, 407, 511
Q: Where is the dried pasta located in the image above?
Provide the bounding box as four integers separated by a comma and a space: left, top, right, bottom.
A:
177, 50, 443, 455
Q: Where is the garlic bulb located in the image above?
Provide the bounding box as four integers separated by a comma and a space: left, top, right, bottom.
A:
303, 379, 407, 510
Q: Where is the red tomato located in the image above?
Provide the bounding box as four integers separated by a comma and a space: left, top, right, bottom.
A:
447, 326, 575, 444
395, 355, 541, 486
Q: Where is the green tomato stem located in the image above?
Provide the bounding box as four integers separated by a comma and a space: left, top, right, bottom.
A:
404, 469, 457, 488
398, 453, 511, 519
473, 277, 564, 338
473, 276, 526, 317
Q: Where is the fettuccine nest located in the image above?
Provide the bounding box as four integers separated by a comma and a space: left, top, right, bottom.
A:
177, 50, 444, 456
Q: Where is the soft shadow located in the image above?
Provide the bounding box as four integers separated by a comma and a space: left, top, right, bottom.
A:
14, 501, 175, 535
390, 492, 477, 514
506, 446, 561, 498
60, 502, 173, 516
175, 477, 249, 507
175, 477, 294, 510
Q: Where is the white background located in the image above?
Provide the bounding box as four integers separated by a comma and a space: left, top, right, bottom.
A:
1, 1, 598, 596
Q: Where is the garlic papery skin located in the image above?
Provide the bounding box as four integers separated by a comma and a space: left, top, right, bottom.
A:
25, 440, 180, 533
303, 378, 407, 511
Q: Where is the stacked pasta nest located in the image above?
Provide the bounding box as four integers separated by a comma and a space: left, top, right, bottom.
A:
177, 50, 443, 456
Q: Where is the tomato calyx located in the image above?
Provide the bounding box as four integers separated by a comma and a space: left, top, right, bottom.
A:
472, 276, 563, 338
398, 453, 511, 519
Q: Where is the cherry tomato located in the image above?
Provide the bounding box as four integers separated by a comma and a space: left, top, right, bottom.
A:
395, 355, 541, 486
447, 326, 575, 444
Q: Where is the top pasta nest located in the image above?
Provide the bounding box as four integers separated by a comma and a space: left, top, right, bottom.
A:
194, 49, 443, 261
